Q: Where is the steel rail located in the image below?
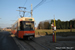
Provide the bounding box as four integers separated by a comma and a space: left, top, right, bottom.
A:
24, 40, 36, 50
32, 39, 50, 50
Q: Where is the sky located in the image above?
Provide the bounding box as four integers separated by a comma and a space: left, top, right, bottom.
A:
0, 0, 75, 28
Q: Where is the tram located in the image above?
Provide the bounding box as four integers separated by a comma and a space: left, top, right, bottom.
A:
11, 17, 35, 39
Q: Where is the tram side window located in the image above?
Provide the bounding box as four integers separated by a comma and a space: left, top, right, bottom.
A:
20, 21, 24, 30
14, 23, 17, 30
12, 26, 14, 30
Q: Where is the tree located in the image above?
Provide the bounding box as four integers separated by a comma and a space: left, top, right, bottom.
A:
74, 20, 75, 28
37, 23, 40, 29
60, 21, 65, 29
56, 19, 61, 29
70, 20, 73, 29
51, 20, 54, 24
44, 21, 49, 29
49, 23, 51, 29
72, 20, 75, 29
37, 19, 75, 29
40, 22, 44, 29
65, 21, 69, 29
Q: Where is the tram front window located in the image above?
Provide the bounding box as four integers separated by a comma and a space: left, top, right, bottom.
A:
20, 21, 34, 31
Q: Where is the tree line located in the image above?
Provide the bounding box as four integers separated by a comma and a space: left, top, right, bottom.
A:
37, 19, 75, 29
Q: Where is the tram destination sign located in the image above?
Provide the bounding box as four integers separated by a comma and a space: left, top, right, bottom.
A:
25, 18, 32, 21
29, 19, 32, 21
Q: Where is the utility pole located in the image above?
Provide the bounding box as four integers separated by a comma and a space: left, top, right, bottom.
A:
53, 15, 56, 42
31, 4, 33, 18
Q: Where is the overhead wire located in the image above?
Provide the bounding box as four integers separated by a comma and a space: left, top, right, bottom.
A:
25, 0, 46, 17
43, 0, 53, 4
33, 0, 46, 10
24, 0, 53, 17
23, 0, 27, 7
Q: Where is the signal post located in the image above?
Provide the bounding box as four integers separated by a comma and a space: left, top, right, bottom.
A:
51, 18, 56, 42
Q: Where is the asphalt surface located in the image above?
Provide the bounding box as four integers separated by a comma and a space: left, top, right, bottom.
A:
0, 31, 75, 50
34, 35, 75, 50
0, 31, 20, 50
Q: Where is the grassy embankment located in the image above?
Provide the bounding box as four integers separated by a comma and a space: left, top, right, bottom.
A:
5, 29, 75, 36
35, 29, 75, 36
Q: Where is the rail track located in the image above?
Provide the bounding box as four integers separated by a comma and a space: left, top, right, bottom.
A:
32, 39, 50, 50
12, 34, 50, 50
13, 36, 35, 50
12, 33, 75, 50
24, 40, 36, 50
24, 39, 50, 50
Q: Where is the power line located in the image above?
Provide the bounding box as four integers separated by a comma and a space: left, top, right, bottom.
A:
33, 0, 46, 10
25, 0, 53, 17
25, 0, 46, 17
18, 0, 53, 17
43, 0, 53, 4
23, 0, 27, 6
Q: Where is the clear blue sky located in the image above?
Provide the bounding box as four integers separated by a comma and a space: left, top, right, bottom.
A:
0, 0, 75, 28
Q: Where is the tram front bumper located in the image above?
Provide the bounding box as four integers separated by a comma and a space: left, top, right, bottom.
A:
24, 33, 34, 36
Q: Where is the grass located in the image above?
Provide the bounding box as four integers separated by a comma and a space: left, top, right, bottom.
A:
5, 29, 75, 36
35, 29, 75, 36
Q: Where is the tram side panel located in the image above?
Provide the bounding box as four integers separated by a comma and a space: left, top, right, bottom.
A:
11, 22, 18, 36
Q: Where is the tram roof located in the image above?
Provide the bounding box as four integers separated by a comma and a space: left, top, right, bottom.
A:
18, 17, 35, 21
12, 17, 35, 26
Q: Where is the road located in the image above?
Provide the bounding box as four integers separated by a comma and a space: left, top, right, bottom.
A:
0, 31, 75, 50
0, 31, 49, 50
0, 31, 20, 50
